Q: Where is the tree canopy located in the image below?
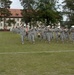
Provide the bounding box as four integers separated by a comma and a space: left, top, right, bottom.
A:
0, 0, 12, 26
0, 0, 12, 16
20, 0, 62, 26
63, 0, 74, 28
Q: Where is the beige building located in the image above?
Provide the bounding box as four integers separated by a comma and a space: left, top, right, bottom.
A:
0, 9, 22, 30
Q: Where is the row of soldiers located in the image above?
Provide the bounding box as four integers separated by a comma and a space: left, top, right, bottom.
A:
11, 25, 74, 44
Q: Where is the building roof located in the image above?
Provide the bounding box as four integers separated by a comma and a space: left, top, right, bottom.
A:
9, 9, 22, 18
0, 9, 22, 18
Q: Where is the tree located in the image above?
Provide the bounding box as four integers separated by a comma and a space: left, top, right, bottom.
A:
0, 0, 12, 28
20, 0, 62, 27
36, 0, 62, 26
63, 0, 74, 28
20, 0, 36, 26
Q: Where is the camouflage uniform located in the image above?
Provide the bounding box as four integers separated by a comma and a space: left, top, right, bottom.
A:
28, 28, 36, 43
70, 27, 74, 42
19, 26, 26, 44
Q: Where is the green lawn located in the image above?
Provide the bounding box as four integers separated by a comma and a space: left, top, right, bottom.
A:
0, 31, 74, 75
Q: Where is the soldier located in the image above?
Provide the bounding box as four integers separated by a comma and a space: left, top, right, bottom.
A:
19, 25, 26, 44
40, 26, 46, 40
28, 28, 36, 44
48, 26, 53, 40
37, 27, 41, 38
64, 27, 69, 41
11, 25, 26, 44
54, 27, 61, 42
70, 26, 74, 43
11, 26, 20, 34
60, 27, 66, 42
44, 26, 51, 43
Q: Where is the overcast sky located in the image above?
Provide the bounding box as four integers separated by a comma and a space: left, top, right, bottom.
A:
10, 0, 23, 9
10, 0, 63, 10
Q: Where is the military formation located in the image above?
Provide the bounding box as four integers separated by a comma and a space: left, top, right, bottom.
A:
11, 25, 74, 44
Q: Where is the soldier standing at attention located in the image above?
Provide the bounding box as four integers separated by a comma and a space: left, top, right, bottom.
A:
19, 25, 26, 44
28, 27, 36, 44
44, 26, 51, 43
70, 26, 74, 43
64, 27, 69, 42
54, 27, 61, 42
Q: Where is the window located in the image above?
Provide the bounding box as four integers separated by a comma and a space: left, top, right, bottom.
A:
0, 23, 2, 26
17, 18, 19, 21
17, 23, 19, 26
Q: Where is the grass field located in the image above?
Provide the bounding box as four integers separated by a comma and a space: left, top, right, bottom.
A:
0, 31, 74, 75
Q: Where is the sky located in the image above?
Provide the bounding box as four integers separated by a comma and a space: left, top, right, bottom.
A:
10, 0, 23, 9
10, 0, 63, 10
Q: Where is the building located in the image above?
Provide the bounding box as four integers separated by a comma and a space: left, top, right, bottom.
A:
0, 9, 22, 30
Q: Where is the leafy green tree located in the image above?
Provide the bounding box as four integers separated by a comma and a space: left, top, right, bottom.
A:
63, 0, 74, 28
20, 0, 36, 26
20, 0, 62, 27
36, 0, 62, 26
0, 0, 12, 27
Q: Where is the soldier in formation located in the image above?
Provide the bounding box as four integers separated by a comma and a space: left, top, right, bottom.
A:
70, 26, 74, 43
11, 25, 74, 44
